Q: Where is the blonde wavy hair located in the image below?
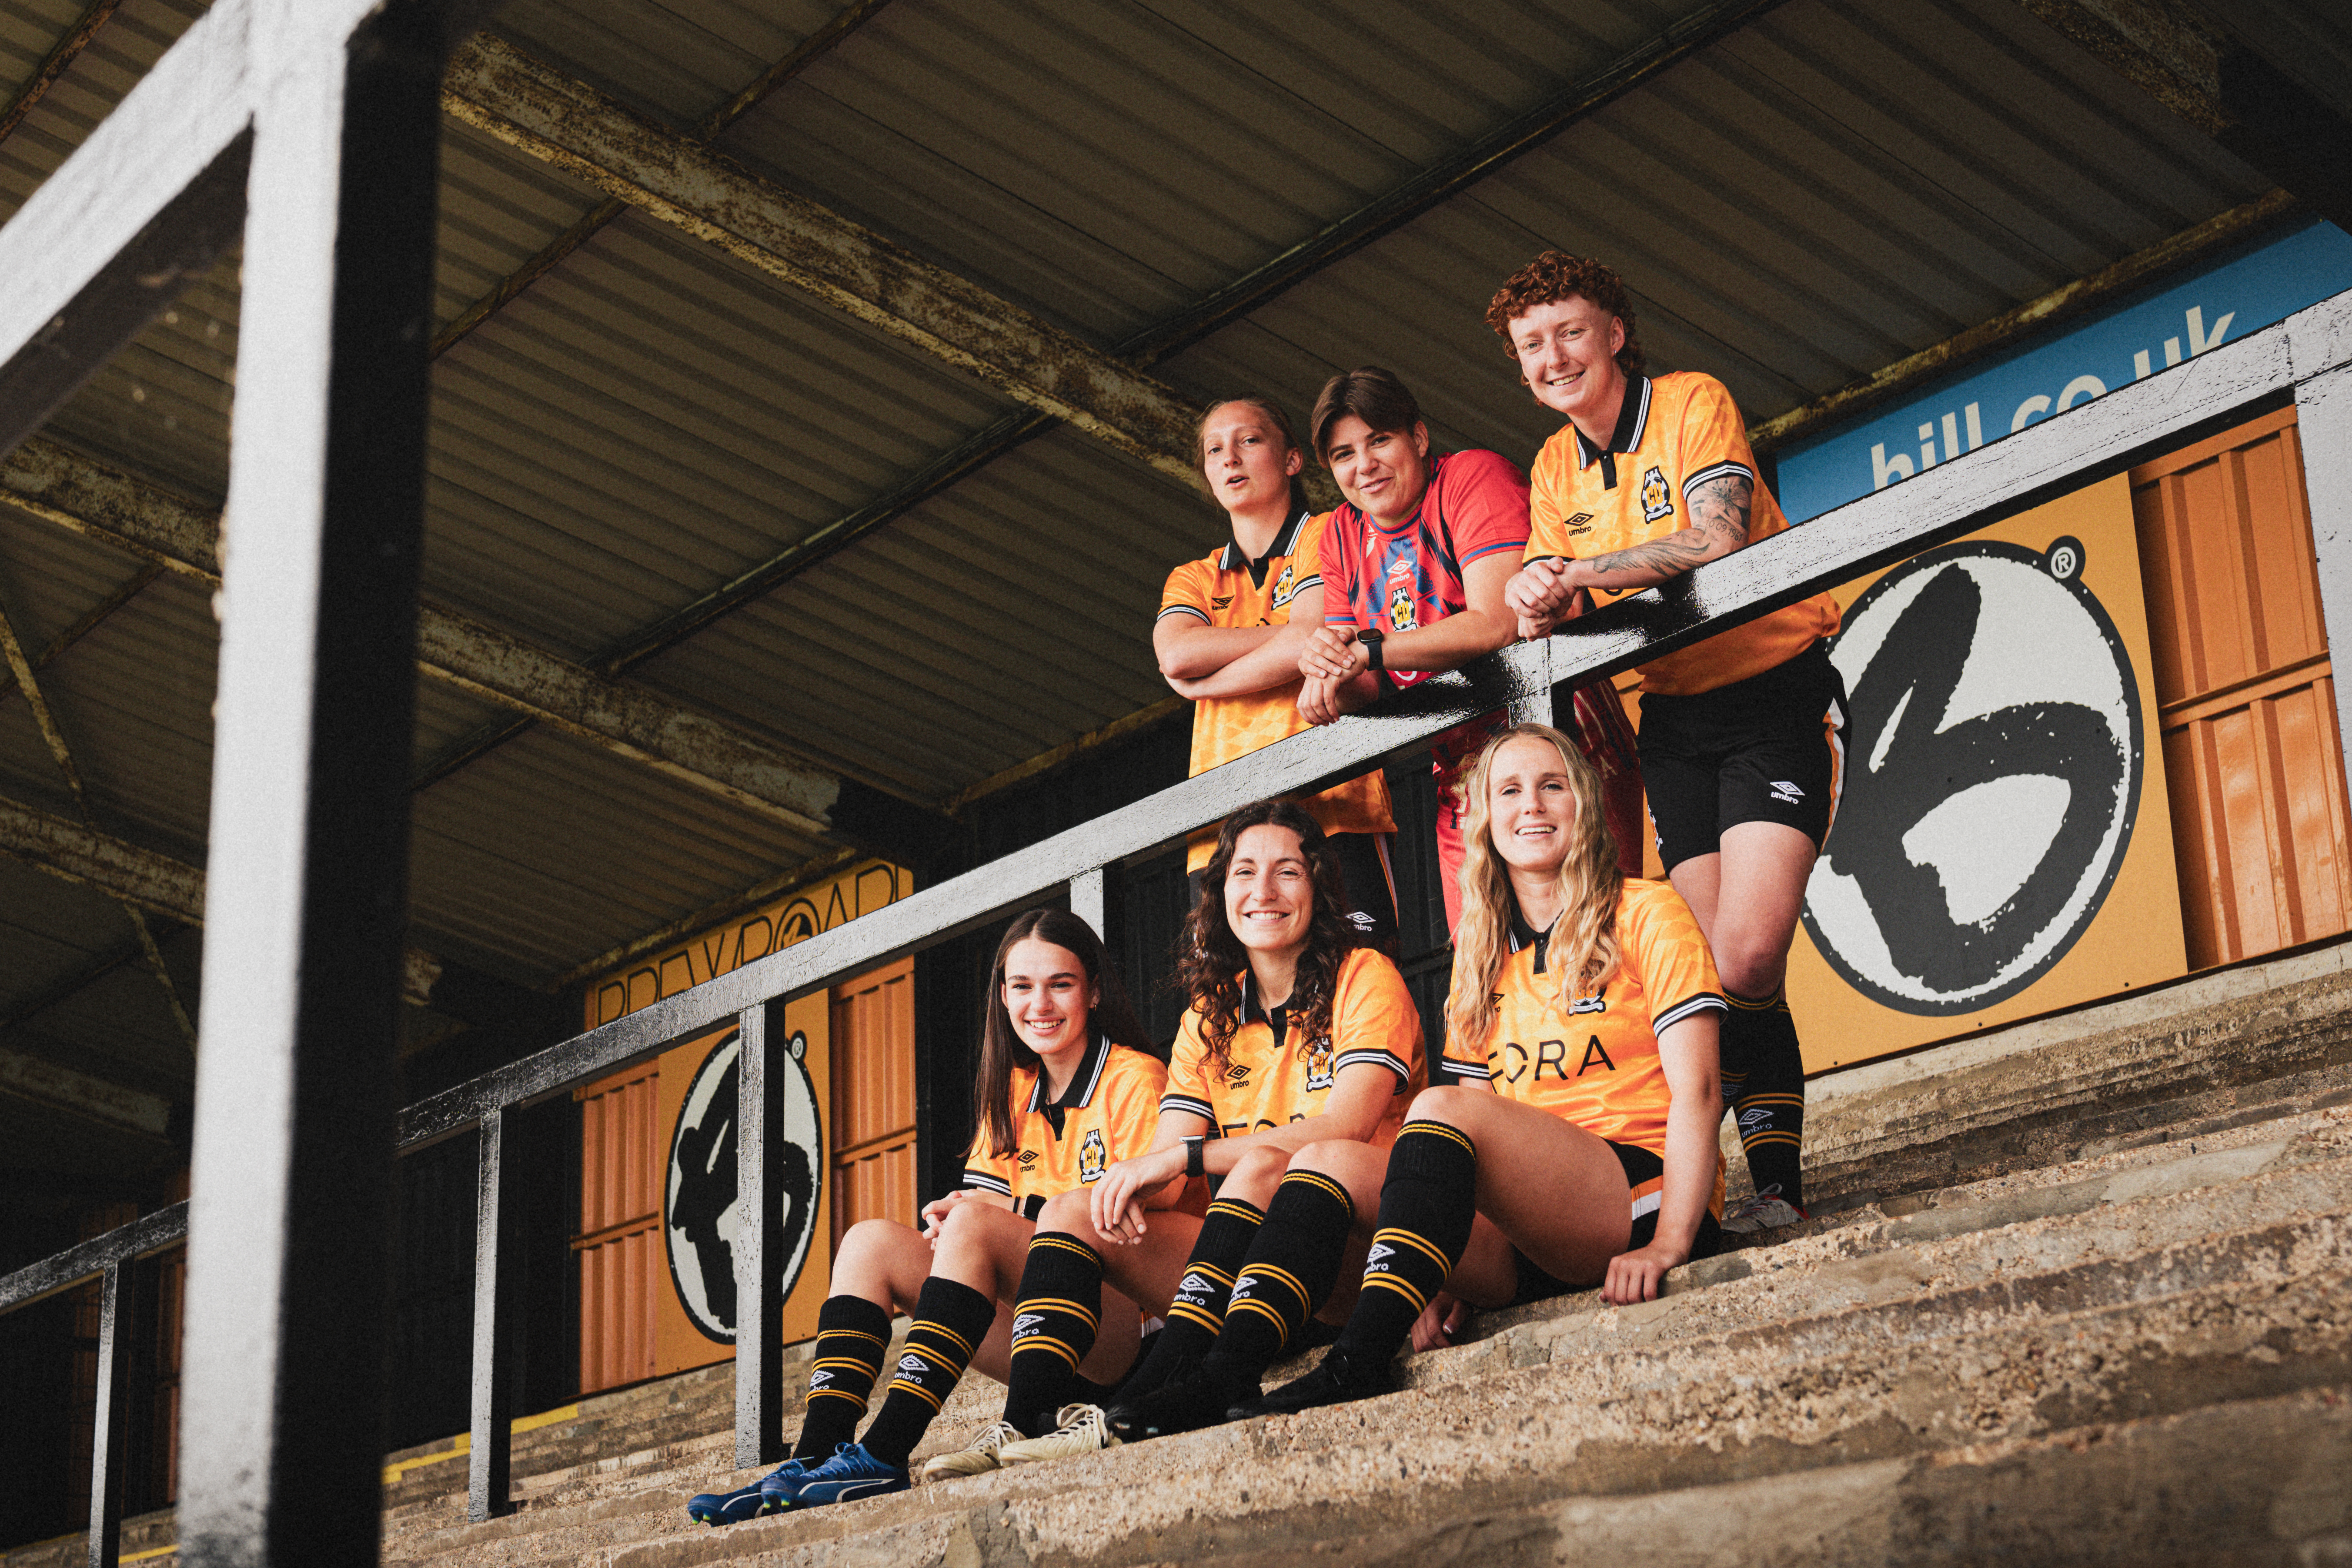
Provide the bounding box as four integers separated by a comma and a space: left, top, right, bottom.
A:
1446, 723, 1624, 1053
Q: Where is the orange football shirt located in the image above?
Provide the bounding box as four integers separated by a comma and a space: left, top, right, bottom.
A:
1526, 372, 1838, 696
962, 1036, 1167, 1214
1439, 878, 1727, 1217
1161, 946, 1423, 1143
1160, 508, 1394, 870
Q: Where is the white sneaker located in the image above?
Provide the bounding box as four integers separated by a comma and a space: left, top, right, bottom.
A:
994, 1404, 1122, 1467
918, 1419, 1022, 1482
1721, 1194, 1809, 1234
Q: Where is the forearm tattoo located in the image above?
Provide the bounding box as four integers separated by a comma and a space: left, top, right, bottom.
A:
1584, 474, 1752, 581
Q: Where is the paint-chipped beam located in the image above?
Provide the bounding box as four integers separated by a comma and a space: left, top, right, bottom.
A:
2012, 0, 2352, 231
1750, 189, 2298, 453
441, 34, 1203, 485
0, 0, 123, 150
0, 1045, 170, 1137
0, 792, 204, 924
0, 438, 840, 834
432, 0, 895, 360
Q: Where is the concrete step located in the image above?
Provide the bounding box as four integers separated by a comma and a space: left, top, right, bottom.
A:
600, 1257, 2351, 1568
375, 1122, 2351, 1568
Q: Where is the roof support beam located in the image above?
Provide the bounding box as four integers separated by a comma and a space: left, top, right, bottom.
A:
0, 0, 124, 150
440, 34, 1204, 484
431, 0, 896, 360
0, 792, 204, 924
2012, 0, 2352, 231
0, 589, 197, 1045
0, 438, 842, 834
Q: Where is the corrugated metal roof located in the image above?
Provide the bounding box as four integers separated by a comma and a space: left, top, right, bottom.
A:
0, 0, 2301, 1027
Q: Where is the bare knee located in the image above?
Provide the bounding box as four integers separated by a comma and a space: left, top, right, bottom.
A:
837, 1217, 918, 1268
1407, 1085, 1483, 1127
1287, 1138, 1360, 1177
1035, 1187, 1092, 1236
1216, 1142, 1292, 1206
1712, 940, 1787, 999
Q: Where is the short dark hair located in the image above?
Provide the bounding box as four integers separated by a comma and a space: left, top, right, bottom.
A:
1485, 252, 1647, 379
1310, 367, 1423, 463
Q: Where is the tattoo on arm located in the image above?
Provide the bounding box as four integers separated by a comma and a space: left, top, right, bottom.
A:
1584, 474, 1753, 581
1688, 473, 1752, 550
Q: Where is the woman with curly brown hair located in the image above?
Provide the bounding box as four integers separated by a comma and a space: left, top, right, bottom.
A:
969, 799, 1424, 1467
1239, 723, 1727, 1419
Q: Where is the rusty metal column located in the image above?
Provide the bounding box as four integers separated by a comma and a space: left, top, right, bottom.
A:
734, 1001, 787, 1468
468, 1108, 524, 1521
2299, 361, 2352, 788
175, 7, 458, 1565
85, 1261, 132, 1568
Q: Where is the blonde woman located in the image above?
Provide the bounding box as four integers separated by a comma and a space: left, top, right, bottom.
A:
1235, 722, 1727, 1417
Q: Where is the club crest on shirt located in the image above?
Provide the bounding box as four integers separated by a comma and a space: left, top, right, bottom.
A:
1078, 1128, 1108, 1184
1270, 562, 1298, 608
1303, 1034, 1335, 1093
1640, 465, 1674, 523
1387, 579, 1417, 631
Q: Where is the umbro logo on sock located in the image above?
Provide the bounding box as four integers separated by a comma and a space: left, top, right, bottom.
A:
1012, 1313, 1045, 1335
1366, 1243, 1395, 1263
808, 1370, 832, 1386
895, 1354, 927, 1374
1179, 1272, 1212, 1295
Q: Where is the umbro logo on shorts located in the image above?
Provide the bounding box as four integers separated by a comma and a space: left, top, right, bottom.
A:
1366, 1242, 1394, 1263
895, 1354, 927, 1374
1769, 779, 1804, 804
1346, 910, 1376, 930
1179, 1272, 1212, 1295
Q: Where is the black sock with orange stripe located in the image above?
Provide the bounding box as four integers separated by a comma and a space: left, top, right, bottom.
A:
791, 1294, 893, 1459
1003, 1231, 1103, 1438
1329, 1121, 1478, 1367
1118, 1196, 1264, 1401
857, 1277, 995, 1470
1724, 986, 1806, 1210
1201, 1170, 1356, 1394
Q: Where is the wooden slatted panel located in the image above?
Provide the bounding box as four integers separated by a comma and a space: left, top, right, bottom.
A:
830, 959, 917, 1244
2133, 408, 2352, 966
574, 1064, 659, 1392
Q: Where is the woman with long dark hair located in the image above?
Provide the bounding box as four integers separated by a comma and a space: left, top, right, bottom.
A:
975, 799, 1424, 1466
1236, 723, 1727, 1418
685, 909, 1162, 1521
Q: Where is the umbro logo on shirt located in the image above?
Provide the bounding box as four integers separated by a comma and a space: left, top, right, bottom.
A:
1224, 1063, 1252, 1085
1563, 511, 1594, 534
1212, 595, 1233, 609
1018, 1150, 1039, 1166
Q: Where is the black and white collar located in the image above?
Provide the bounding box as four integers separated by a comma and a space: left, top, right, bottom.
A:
1507, 899, 1554, 975
1029, 1031, 1113, 1132
1572, 375, 1652, 491
1217, 506, 1310, 582
1237, 969, 1298, 1047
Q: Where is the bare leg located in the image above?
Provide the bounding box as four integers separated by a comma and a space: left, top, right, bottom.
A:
828, 1217, 940, 1318
1396, 1087, 1631, 1301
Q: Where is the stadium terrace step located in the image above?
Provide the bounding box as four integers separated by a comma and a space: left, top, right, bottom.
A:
361, 1104, 2349, 1568
8, 941, 2349, 1568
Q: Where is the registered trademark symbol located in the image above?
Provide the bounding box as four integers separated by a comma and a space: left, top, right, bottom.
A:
2044, 536, 2084, 581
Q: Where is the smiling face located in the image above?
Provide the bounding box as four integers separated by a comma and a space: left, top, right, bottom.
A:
1223, 822, 1315, 959
1508, 295, 1627, 436
1322, 413, 1431, 527
1000, 937, 1096, 1063
1486, 734, 1577, 878
1200, 401, 1302, 518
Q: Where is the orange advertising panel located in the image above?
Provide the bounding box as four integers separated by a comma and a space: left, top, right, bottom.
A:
1785, 474, 2188, 1069
575, 859, 912, 1390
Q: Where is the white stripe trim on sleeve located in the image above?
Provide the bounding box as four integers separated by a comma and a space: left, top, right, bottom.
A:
962, 1170, 1014, 1197
1651, 993, 1729, 1035
1156, 603, 1212, 624
1437, 1057, 1493, 1082
1680, 460, 1754, 500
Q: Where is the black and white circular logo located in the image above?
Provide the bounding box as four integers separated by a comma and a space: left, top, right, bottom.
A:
1801, 539, 2143, 1015
664, 1028, 824, 1344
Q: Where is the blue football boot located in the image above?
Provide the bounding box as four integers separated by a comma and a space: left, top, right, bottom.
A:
685, 1457, 808, 1525
790, 1442, 911, 1507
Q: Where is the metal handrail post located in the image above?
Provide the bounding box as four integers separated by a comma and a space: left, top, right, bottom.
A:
467, 1108, 523, 1522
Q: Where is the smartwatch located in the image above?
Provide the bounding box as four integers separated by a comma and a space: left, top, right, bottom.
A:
1184, 1135, 1206, 1179
1356, 628, 1396, 695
